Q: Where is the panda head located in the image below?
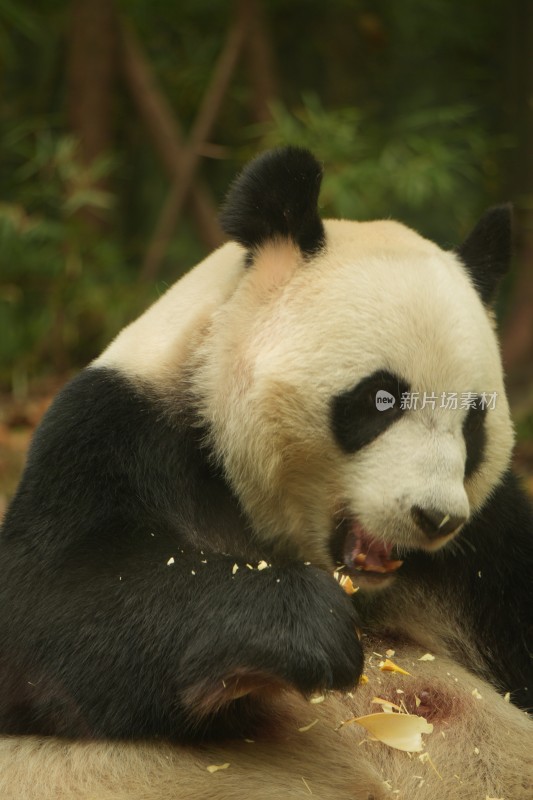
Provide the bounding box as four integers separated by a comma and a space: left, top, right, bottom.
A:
193, 147, 514, 589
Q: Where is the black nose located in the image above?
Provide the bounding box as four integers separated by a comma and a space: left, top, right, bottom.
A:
411, 506, 466, 540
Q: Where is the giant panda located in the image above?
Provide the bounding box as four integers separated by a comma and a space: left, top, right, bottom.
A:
0, 147, 532, 799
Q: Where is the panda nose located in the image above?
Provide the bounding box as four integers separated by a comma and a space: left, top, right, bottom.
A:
411, 506, 467, 540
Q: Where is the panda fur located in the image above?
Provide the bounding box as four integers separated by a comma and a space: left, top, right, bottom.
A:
0, 147, 532, 798
0, 646, 531, 800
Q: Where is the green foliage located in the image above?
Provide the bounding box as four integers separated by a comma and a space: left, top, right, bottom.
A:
259, 95, 508, 244
0, 0, 44, 63
0, 0, 521, 394
516, 413, 533, 443
0, 133, 147, 392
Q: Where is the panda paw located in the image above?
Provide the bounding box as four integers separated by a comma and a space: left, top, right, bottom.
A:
176, 563, 364, 725
271, 565, 364, 694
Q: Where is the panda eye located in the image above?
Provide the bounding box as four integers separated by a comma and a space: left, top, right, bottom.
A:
463, 401, 487, 477
464, 402, 485, 431
331, 370, 409, 454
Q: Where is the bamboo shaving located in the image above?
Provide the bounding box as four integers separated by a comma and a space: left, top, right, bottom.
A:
379, 658, 412, 676
344, 712, 433, 752
371, 697, 402, 713
333, 572, 359, 595
298, 719, 319, 732
418, 751, 443, 779
206, 763, 230, 773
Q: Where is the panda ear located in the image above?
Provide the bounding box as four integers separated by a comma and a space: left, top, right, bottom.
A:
219, 146, 325, 258
456, 205, 512, 305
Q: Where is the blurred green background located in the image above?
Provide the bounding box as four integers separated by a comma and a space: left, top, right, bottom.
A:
0, 0, 532, 473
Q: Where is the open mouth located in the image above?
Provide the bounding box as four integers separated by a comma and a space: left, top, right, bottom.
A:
333, 517, 404, 583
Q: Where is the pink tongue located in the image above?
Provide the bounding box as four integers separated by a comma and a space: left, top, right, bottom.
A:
360, 539, 394, 570
348, 522, 396, 572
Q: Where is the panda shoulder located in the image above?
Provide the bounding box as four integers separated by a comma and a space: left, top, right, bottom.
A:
95, 241, 245, 385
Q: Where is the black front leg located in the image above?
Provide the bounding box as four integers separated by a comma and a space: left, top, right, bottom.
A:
0, 553, 363, 740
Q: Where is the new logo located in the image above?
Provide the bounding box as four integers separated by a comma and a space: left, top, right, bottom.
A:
375, 390, 396, 411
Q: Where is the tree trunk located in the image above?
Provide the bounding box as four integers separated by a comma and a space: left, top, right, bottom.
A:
243, 0, 278, 124
501, 0, 533, 389
66, 0, 117, 225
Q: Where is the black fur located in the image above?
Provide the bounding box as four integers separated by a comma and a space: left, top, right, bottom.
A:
0, 367, 363, 739
457, 205, 512, 305
331, 371, 409, 454
219, 146, 325, 257
463, 401, 487, 478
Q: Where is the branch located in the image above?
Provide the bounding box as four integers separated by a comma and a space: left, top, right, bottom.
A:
66, 0, 117, 228
118, 17, 223, 252
140, 0, 252, 282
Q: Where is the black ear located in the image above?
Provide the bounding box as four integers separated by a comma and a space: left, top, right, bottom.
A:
456, 205, 512, 305
219, 146, 325, 257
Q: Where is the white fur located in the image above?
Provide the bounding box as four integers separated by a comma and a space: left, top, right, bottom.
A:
92, 218, 514, 565
191, 220, 514, 564
95, 241, 245, 383
2, 641, 531, 799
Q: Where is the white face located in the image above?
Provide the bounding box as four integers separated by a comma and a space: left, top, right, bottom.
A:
193, 219, 515, 588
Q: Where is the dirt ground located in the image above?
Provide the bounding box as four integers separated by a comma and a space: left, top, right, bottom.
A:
0, 383, 62, 522
1, 382, 533, 523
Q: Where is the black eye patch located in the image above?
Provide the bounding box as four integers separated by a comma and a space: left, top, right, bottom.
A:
463, 401, 487, 477
331, 371, 409, 454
